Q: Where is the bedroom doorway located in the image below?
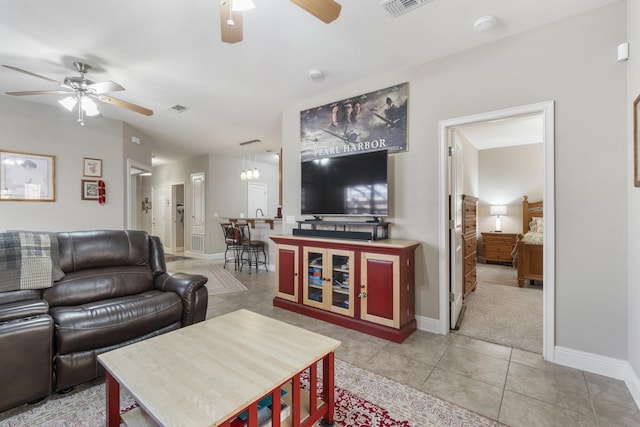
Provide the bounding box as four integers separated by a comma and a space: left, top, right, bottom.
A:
438, 101, 555, 361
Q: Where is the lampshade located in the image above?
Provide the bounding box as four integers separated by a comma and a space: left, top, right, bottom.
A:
490, 205, 507, 216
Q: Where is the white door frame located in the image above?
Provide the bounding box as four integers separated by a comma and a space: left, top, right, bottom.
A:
126, 159, 152, 230
438, 100, 555, 361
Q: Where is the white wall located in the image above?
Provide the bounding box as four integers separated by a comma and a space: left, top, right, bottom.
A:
627, 0, 640, 396
0, 96, 128, 230
282, 3, 627, 359
478, 143, 544, 234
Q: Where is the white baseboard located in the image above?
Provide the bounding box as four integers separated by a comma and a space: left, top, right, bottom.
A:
554, 346, 640, 410
626, 363, 640, 410
415, 314, 442, 334
412, 320, 640, 410
554, 346, 628, 379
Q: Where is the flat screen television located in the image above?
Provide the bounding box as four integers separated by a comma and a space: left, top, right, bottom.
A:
301, 150, 388, 217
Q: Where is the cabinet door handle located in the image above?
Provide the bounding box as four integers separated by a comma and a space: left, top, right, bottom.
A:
358, 292, 367, 298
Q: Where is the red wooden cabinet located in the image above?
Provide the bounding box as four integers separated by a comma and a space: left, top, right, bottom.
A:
271, 235, 420, 343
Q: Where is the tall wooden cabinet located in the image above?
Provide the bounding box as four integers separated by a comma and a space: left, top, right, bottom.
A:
462, 195, 478, 297
271, 235, 420, 343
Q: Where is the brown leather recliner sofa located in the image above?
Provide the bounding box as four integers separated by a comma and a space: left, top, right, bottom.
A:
0, 230, 208, 412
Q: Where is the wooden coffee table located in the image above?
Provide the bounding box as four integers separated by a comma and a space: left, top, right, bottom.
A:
98, 309, 341, 426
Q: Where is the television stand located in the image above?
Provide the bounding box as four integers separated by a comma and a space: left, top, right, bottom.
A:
293, 220, 389, 241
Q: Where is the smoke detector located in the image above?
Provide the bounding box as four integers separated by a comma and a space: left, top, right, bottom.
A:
474, 15, 497, 32
380, 0, 435, 18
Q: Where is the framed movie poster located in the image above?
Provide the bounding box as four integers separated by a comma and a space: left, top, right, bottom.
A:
299, 82, 408, 162
0, 150, 55, 201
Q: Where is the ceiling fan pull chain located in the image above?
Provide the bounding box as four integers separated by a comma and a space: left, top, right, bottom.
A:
78, 93, 85, 126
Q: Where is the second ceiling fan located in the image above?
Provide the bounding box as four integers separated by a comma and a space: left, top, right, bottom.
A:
220, 0, 342, 44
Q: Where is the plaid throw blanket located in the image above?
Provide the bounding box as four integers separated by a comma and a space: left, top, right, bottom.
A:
0, 231, 65, 292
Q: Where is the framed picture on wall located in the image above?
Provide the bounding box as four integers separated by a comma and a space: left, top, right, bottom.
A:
81, 179, 99, 200
0, 150, 55, 201
83, 157, 102, 178
634, 94, 640, 187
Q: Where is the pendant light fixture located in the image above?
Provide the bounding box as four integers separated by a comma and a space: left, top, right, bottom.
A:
239, 139, 261, 181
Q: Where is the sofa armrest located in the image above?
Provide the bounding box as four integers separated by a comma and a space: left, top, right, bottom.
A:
154, 272, 208, 326
0, 299, 49, 323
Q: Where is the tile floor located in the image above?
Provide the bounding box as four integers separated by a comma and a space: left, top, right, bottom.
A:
173, 257, 640, 427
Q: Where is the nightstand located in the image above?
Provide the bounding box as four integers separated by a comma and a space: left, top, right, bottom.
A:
481, 232, 517, 264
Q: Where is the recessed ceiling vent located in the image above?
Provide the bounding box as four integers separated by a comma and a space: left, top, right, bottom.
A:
168, 104, 189, 113
380, 0, 434, 18
239, 139, 261, 146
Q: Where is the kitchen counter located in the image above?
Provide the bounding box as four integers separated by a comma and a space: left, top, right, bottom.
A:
226, 217, 280, 230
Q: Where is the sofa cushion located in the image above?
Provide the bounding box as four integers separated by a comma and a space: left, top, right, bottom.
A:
43, 266, 154, 307
56, 230, 150, 273
50, 290, 182, 355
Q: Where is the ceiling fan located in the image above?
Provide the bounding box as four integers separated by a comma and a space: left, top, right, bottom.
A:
2, 62, 153, 126
220, 0, 342, 44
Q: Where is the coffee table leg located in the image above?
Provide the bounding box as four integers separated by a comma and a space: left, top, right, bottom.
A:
320, 352, 335, 426
105, 371, 120, 427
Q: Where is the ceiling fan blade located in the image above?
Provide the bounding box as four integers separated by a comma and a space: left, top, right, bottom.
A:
220, 0, 243, 44
97, 95, 153, 116
289, 0, 341, 23
6, 90, 71, 96
88, 80, 125, 94
2, 65, 64, 85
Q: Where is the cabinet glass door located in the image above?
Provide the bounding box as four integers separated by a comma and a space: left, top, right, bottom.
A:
329, 251, 354, 317
304, 248, 325, 308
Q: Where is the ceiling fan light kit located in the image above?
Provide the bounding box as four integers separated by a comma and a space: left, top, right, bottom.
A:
2, 61, 153, 126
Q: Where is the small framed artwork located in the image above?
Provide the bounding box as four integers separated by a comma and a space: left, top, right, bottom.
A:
81, 179, 99, 200
0, 150, 55, 201
634, 94, 640, 187
83, 157, 102, 178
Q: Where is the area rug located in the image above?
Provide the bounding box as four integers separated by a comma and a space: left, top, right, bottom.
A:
164, 254, 190, 262
0, 360, 503, 427
166, 264, 248, 296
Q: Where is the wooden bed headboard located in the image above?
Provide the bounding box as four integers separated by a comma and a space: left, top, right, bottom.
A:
522, 195, 543, 232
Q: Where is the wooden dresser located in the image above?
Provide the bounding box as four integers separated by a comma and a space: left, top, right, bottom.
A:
481, 232, 518, 264
462, 195, 478, 297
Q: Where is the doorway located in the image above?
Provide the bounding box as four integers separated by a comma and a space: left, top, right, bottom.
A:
438, 101, 555, 361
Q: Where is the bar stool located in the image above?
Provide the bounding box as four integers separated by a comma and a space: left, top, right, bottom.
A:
236, 223, 268, 273
221, 223, 242, 270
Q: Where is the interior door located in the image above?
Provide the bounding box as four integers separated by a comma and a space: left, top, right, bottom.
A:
247, 182, 267, 217
152, 185, 169, 246
450, 131, 464, 329
190, 173, 205, 235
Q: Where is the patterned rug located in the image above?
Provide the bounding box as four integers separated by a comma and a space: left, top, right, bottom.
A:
0, 359, 503, 427
166, 264, 248, 296
164, 254, 190, 262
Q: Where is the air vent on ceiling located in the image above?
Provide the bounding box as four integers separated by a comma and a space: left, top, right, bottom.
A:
239, 139, 261, 146
168, 104, 189, 113
380, 0, 434, 18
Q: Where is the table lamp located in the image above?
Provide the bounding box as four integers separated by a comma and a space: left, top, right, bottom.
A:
490, 205, 507, 232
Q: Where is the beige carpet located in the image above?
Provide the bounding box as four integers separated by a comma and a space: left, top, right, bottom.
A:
454, 263, 543, 353
166, 263, 248, 296
0, 359, 503, 427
